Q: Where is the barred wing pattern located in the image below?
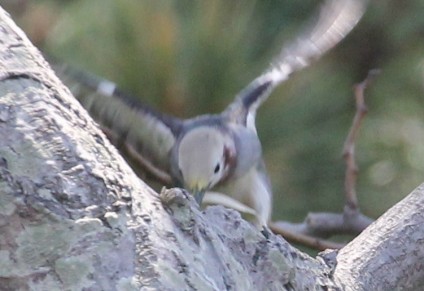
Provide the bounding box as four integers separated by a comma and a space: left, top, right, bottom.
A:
224, 0, 366, 131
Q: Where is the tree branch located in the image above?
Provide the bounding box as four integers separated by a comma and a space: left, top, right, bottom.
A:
334, 183, 424, 290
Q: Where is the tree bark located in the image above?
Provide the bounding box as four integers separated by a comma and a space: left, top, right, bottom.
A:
0, 7, 423, 291
333, 184, 424, 290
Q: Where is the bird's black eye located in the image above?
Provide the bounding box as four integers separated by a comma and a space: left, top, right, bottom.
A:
214, 163, 220, 174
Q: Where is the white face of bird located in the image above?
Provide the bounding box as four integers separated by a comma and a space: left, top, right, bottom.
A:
177, 127, 235, 201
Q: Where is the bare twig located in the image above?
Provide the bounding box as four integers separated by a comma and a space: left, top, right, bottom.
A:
269, 222, 345, 251
271, 211, 373, 240
100, 125, 174, 186
123, 143, 174, 186
271, 70, 379, 250
343, 69, 380, 211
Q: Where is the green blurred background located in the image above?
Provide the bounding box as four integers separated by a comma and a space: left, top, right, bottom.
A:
3, 0, 424, 241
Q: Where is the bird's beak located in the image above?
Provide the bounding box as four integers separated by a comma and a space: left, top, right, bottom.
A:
193, 189, 206, 206
188, 181, 207, 205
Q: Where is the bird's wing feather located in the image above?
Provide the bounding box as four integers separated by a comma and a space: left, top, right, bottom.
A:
224, 0, 367, 130
58, 66, 182, 179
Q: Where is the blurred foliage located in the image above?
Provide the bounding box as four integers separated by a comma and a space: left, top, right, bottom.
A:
3, 0, 424, 244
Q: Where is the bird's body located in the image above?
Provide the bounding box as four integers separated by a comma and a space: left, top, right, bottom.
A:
67, 75, 273, 226
170, 116, 270, 226
60, 0, 365, 228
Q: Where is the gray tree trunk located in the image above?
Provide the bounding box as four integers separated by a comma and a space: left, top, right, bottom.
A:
0, 7, 423, 291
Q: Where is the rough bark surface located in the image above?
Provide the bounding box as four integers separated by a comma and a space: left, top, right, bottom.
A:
333, 184, 424, 290
0, 6, 423, 291
0, 8, 138, 291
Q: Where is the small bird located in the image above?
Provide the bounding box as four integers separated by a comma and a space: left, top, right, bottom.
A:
60, 0, 365, 227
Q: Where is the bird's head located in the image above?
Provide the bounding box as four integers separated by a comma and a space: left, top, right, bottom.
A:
175, 126, 236, 204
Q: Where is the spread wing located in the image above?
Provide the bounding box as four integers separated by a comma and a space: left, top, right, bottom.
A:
57, 65, 183, 185
224, 0, 367, 131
